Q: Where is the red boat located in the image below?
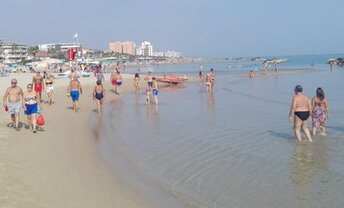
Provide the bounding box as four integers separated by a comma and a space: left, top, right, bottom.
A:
156, 75, 188, 84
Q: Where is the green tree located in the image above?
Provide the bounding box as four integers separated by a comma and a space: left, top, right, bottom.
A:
28, 46, 39, 56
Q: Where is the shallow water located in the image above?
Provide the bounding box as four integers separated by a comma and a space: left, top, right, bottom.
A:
96, 58, 344, 208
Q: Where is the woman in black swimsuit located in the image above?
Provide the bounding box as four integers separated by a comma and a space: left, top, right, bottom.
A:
93, 80, 105, 114
289, 85, 313, 142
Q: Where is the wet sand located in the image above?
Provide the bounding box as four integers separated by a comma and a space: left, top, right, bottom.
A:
0, 73, 153, 208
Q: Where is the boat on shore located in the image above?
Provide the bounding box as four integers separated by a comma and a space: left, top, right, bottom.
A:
156, 75, 188, 84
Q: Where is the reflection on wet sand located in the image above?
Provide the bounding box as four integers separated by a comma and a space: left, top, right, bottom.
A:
93, 113, 103, 141
207, 90, 215, 111
146, 104, 160, 135
290, 138, 329, 205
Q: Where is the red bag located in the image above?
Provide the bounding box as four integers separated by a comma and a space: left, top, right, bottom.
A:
36, 114, 45, 126
4, 105, 8, 112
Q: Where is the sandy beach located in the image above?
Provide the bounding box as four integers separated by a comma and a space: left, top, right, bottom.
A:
0, 73, 153, 208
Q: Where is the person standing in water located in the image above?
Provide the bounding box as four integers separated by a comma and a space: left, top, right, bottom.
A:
115, 70, 123, 95
93, 80, 105, 114
145, 71, 153, 89
274, 63, 279, 73
199, 64, 204, 81
210, 68, 215, 86
152, 77, 159, 104
110, 69, 117, 92
289, 85, 313, 142
311, 87, 329, 136
133, 73, 140, 92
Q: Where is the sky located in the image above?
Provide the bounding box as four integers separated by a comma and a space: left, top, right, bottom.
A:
1, 0, 343, 57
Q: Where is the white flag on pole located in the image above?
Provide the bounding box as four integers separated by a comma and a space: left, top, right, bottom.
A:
73, 32, 78, 38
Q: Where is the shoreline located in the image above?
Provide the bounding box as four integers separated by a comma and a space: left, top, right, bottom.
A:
0, 73, 154, 208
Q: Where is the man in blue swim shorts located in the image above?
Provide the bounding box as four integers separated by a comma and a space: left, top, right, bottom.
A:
67, 77, 83, 112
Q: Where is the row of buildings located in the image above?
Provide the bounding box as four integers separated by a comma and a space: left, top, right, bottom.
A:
1, 38, 182, 63
108, 40, 182, 58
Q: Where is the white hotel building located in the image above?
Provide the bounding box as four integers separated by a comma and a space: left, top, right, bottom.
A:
0, 40, 28, 63
38, 43, 81, 52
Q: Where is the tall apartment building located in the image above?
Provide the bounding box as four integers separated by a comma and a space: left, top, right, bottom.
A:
109, 41, 136, 55
141, 41, 153, 56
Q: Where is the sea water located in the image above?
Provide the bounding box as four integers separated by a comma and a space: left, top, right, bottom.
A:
96, 54, 344, 208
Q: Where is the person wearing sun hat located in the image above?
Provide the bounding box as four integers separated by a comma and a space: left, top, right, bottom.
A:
3, 79, 24, 130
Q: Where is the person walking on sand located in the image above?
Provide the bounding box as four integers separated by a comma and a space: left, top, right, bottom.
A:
93, 80, 105, 114
3, 79, 24, 131
311, 87, 329, 136
133, 73, 141, 92
32, 71, 44, 102
96, 67, 105, 82
152, 77, 159, 104
23, 84, 42, 133
44, 74, 54, 105
289, 85, 313, 142
67, 77, 83, 112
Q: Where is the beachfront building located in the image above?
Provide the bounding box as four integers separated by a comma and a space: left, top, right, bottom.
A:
153, 51, 182, 58
141, 41, 153, 56
38, 43, 81, 52
136, 47, 143, 56
153, 52, 165, 57
164, 51, 182, 58
109, 41, 136, 55
0, 41, 28, 63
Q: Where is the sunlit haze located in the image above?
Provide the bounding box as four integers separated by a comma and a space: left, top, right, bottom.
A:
1, 0, 343, 57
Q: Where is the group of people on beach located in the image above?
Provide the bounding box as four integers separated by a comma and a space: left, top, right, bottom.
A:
289, 85, 329, 142
90, 69, 159, 115
3, 64, 330, 143
2, 71, 52, 133
2, 65, 162, 133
